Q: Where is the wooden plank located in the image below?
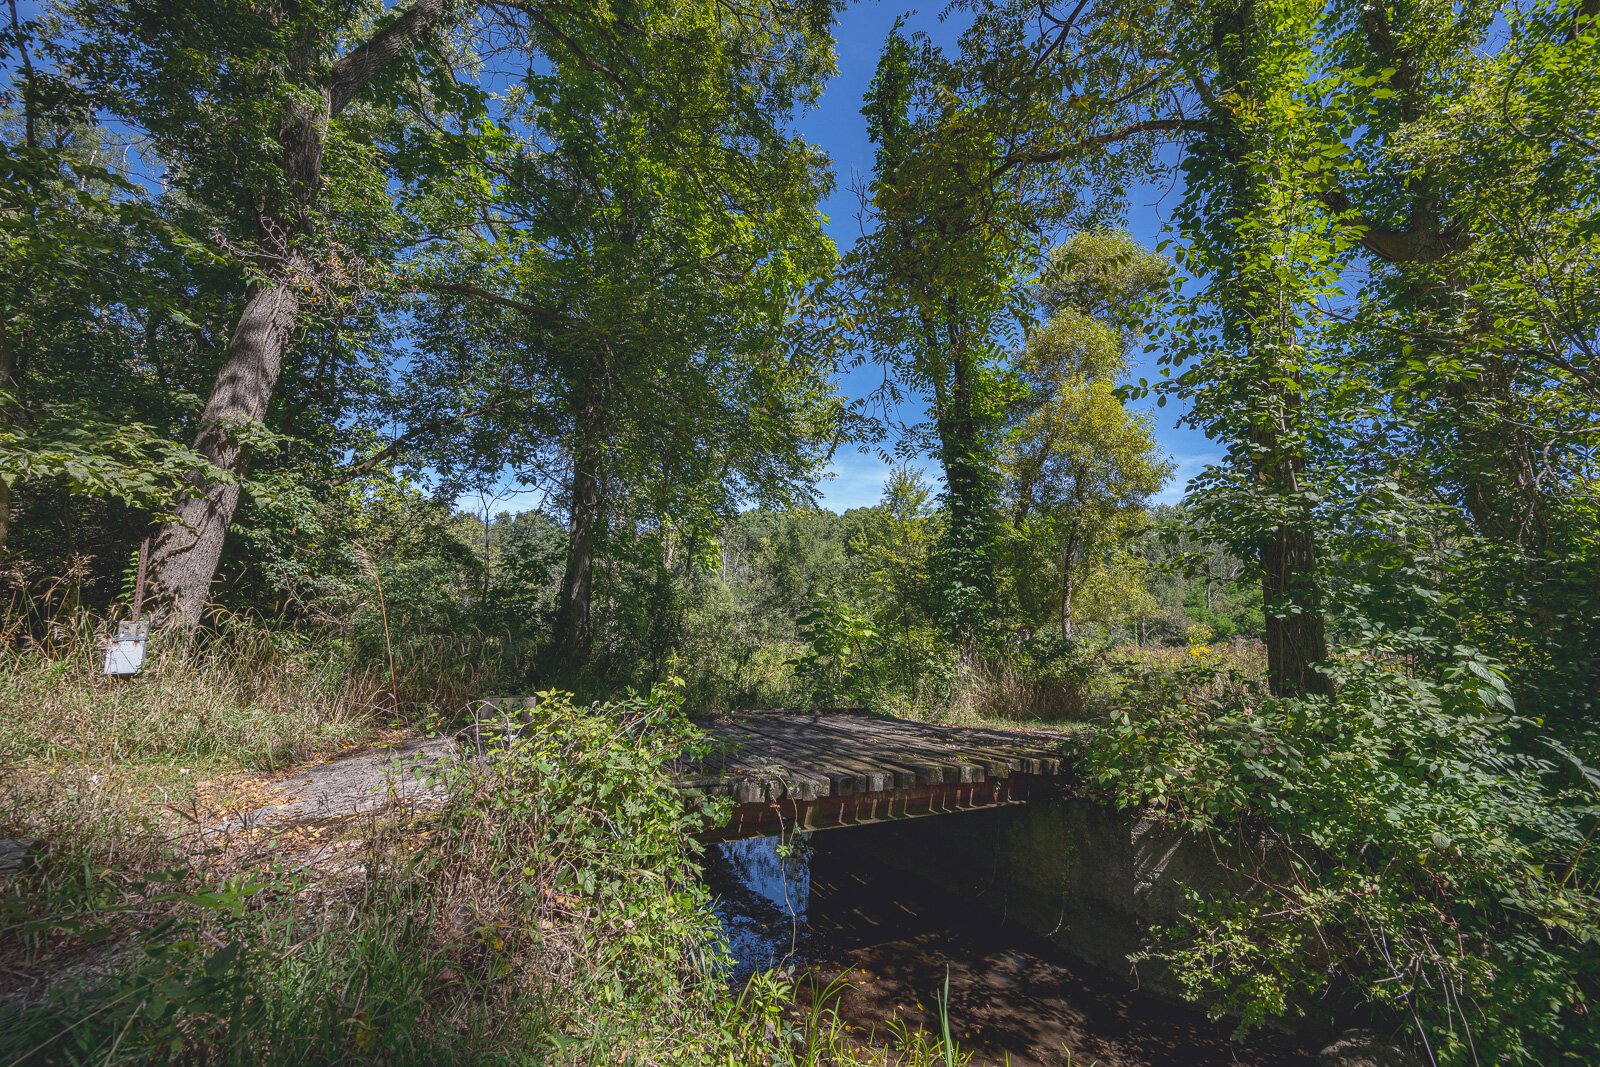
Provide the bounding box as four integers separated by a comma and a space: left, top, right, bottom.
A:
693, 724, 835, 801
801, 715, 997, 783
737, 714, 975, 786
726, 718, 911, 791
779, 713, 989, 782
705, 720, 935, 791
678, 711, 1073, 809
871, 717, 1068, 776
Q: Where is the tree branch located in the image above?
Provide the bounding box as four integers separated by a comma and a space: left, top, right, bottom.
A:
1318, 187, 1460, 264
334, 395, 523, 484
408, 278, 575, 327
330, 0, 452, 116
998, 118, 1216, 175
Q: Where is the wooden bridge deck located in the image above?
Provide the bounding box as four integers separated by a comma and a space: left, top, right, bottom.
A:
677, 709, 1076, 841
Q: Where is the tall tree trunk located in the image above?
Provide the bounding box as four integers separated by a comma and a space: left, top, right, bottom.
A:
0, 315, 15, 556
1059, 528, 1078, 639
1248, 390, 1330, 696
1260, 522, 1328, 696
929, 311, 1000, 653
147, 267, 303, 627
144, 0, 447, 626
1444, 355, 1548, 550
1211, 0, 1330, 698
552, 395, 604, 668
1414, 275, 1548, 548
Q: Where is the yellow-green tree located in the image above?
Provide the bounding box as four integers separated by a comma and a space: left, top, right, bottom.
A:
1003, 232, 1172, 638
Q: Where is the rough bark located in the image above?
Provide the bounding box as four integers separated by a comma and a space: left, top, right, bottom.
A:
1260, 523, 1329, 698
146, 0, 449, 627
0, 314, 14, 556
147, 269, 304, 627
1246, 362, 1330, 697
551, 393, 604, 668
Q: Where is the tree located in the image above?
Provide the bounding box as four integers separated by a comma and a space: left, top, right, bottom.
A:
68, 0, 460, 626
388, 0, 839, 670
852, 24, 1036, 653
0, 130, 219, 559
1163, 0, 1345, 697
1003, 232, 1172, 638
848, 465, 938, 653
945, 0, 1340, 694
951, 0, 1598, 704
1313, 0, 1600, 715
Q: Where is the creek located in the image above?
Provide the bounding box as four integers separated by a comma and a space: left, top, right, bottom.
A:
704, 827, 1315, 1067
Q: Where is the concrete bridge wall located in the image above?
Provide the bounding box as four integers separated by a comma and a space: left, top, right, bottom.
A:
817, 798, 1285, 1003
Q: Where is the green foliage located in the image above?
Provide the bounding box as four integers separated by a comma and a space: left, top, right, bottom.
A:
6, 0, 1599, 1059
1003, 231, 1174, 640
853, 23, 1041, 648
0, 123, 239, 564
0, 398, 220, 518
788, 599, 879, 705
431, 684, 733, 1024
1089, 643, 1600, 1062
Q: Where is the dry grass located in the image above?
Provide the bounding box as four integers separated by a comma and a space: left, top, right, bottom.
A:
0, 621, 386, 774
948, 659, 1100, 724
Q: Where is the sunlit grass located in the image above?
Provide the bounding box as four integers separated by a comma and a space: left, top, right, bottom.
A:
0, 621, 381, 773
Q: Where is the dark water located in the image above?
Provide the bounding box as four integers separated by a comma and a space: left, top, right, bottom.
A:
704, 831, 1315, 1067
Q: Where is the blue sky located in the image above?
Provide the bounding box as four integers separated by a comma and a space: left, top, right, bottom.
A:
8, 0, 1213, 517
800, 2, 1214, 512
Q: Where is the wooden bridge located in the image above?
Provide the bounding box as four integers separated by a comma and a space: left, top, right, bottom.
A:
676, 709, 1076, 841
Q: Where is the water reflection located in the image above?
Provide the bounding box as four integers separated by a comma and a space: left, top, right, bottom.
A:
706, 833, 814, 980
704, 829, 1315, 1066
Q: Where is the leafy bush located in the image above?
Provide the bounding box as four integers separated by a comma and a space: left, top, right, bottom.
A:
426, 683, 735, 1040
788, 600, 880, 706
1087, 640, 1600, 1062
8, 683, 969, 1064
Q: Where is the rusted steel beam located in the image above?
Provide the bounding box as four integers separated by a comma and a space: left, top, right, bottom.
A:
696, 773, 1070, 843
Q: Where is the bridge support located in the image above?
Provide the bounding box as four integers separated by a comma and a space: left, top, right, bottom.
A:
702, 773, 1067, 843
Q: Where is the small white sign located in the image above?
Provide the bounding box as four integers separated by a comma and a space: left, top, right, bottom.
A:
104, 621, 149, 676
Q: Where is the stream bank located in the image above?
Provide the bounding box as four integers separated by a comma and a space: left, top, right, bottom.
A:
704, 818, 1321, 1066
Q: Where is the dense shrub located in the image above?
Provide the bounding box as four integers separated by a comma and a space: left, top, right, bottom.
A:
1087, 640, 1600, 1062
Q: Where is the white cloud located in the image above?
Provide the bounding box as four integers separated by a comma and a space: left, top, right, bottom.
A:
815, 453, 941, 513
1153, 452, 1218, 506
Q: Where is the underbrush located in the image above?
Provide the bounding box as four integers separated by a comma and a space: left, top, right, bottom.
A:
1086, 636, 1600, 1063
1, 679, 973, 1065
0, 620, 379, 772
846, 628, 1266, 729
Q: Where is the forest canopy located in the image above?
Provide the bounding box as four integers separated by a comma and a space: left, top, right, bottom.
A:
2, 0, 1598, 1063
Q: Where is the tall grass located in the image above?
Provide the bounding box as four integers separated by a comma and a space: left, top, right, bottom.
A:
1, 647, 979, 1066
0, 618, 377, 772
